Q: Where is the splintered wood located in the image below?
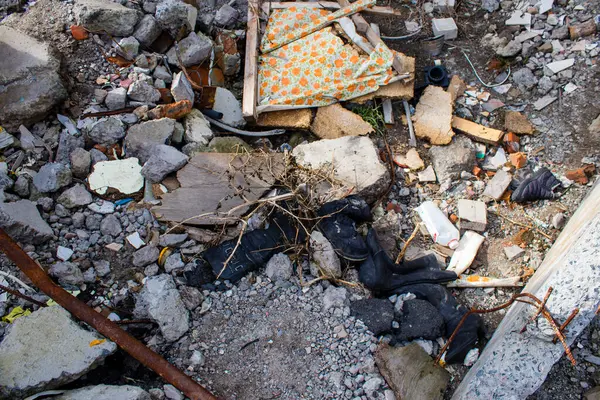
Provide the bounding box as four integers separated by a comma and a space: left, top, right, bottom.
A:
152, 153, 285, 226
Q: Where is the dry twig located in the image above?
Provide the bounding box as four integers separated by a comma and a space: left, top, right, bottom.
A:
395, 223, 420, 263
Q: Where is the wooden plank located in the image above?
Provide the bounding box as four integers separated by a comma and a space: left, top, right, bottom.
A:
268, 1, 402, 16
152, 153, 285, 226
451, 116, 504, 145
452, 179, 600, 399
242, 0, 260, 120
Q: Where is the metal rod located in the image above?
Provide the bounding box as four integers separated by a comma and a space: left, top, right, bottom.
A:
0, 283, 47, 307
0, 229, 217, 400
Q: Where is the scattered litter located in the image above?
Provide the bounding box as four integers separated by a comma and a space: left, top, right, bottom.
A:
447, 275, 522, 288
483, 148, 508, 171
89, 339, 107, 347
416, 201, 460, 249
447, 231, 485, 276
2, 306, 32, 323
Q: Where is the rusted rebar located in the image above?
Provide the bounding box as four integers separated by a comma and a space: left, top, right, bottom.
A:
0, 229, 217, 400
436, 288, 577, 366
0, 283, 47, 307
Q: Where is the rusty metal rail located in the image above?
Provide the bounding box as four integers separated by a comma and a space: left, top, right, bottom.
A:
0, 229, 217, 400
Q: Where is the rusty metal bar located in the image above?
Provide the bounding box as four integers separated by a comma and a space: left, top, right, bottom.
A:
0, 283, 47, 307
0, 229, 217, 400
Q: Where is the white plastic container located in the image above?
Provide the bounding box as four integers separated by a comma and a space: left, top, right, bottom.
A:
416, 201, 460, 249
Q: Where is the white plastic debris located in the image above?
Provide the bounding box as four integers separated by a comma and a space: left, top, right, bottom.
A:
447, 231, 486, 276
416, 201, 460, 249
463, 348, 480, 366
126, 232, 145, 249
56, 246, 74, 261
88, 158, 144, 195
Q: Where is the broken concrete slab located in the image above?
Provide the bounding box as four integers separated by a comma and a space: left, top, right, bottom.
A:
376, 343, 449, 400
0, 26, 67, 129
134, 274, 189, 342
457, 199, 487, 232
292, 136, 390, 203
482, 169, 512, 200
256, 109, 313, 129
0, 306, 117, 399
504, 111, 534, 134
170, 72, 194, 103
452, 116, 504, 145
310, 103, 374, 139
133, 15, 162, 48
75, 0, 141, 36
429, 136, 476, 182
155, 0, 196, 39
0, 199, 54, 244
413, 86, 455, 145
55, 385, 151, 400
87, 117, 126, 145
153, 153, 285, 225
453, 179, 600, 399
88, 158, 144, 196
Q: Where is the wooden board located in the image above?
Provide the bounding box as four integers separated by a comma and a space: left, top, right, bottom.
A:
268, 1, 402, 16
152, 153, 285, 226
242, 0, 260, 120
451, 116, 504, 145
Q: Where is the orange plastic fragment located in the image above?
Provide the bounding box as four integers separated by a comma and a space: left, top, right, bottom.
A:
106, 55, 134, 68
70, 25, 89, 40
89, 339, 106, 347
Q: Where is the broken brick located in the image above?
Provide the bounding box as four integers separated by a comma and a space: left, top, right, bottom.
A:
509, 152, 527, 169
503, 132, 520, 153
565, 168, 589, 184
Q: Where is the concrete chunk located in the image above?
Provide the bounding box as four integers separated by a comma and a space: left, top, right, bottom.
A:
256, 109, 313, 129
413, 86, 455, 145
75, 0, 141, 36
310, 103, 374, 139
125, 118, 175, 163
504, 245, 525, 260
0, 199, 54, 244
141, 145, 189, 183
0, 27, 67, 129
292, 136, 390, 203
55, 385, 150, 400
134, 274, 189, 342
504, 111, 534, 135
166, 32, 212, 67
483, 170, 512, 200
171, 72, 194, 104
457, 199, 487, 232
0, 307, 117, 399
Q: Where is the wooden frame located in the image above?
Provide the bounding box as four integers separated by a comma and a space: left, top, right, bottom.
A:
266, 1, 402, 16
242, 0, 260, 119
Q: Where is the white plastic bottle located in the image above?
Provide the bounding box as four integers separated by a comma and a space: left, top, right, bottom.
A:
415, 201, 460, 249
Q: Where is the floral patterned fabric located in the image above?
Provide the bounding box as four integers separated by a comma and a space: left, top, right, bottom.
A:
257, 2, 404, 110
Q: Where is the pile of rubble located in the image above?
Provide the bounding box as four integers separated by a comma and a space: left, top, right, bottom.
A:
0, 0, 599, 398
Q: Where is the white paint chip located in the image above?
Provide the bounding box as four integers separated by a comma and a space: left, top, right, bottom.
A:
544, 58, 575, 75
57, 246, 74, 261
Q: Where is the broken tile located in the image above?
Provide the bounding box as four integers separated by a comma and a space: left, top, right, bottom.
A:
126, 232, 145, 249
